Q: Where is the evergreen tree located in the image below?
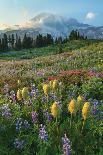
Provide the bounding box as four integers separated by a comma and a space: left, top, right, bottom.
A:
69, 30, 86, 40
11, 34, 15, 49
55, 37, 58, 44
17, 37, 22, 50
22, 34, 33, 49
0, 38, 2, 51
35, 34, 43, 47
2, 34, 8, 51
57, 36, 62, 44
8, 35, 12, 49
46, 34, 53, 45
22, 34, 27, 49
15, 34, 18, 50
15, 34, 22, 50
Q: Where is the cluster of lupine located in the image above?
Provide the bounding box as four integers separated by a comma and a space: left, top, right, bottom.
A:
16, 118, 30, 131
14, 138, 25, 150
0, 104, 12, 118
0, 77, 102, 155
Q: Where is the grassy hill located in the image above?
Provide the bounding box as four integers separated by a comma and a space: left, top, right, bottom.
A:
0, 40, 103, 91
0, 39, 103, 155
0, 39, 102, 60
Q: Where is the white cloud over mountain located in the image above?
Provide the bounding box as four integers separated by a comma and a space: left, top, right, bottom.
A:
86, 12, 96, 20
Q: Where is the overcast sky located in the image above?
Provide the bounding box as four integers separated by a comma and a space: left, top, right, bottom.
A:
0, 0, 103, 26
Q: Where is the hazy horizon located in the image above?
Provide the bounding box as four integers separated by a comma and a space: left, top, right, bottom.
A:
0, 0, 103, 28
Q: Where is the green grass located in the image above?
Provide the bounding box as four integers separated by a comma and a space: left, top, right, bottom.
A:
0, 39, 102, 60
0, 45, 58, 60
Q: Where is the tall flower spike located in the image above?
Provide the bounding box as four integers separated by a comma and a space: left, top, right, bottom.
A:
62, 134, 71, 155
39, 124, 48, 141
49, 80, 53, 89
82, 102, 90, 120
51, 102, 59, 118
17, 89, 22, 101
52, 80, 58, 91
68, 99, 76, 114
77, 95, 84, 110
77, 95, 83, 102
22, 87, 29, 99
43, 84, 49, 96
31, 111, 38, 123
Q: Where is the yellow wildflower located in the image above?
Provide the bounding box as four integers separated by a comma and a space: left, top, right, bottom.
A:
49, 80, 53, 89
82, 102, 90, 120
68, 99, 76, 114
22, 87, 29, 99
77, 95, 83, 102
43, 84, 49, 96
17, 80, 20, 84
17, 89, 22, 101
77, 95, 84, 110
51, 102, 59, 118
52, 80, 58, 91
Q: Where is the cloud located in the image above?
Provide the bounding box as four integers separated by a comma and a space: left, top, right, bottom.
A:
86, 12, 96, 20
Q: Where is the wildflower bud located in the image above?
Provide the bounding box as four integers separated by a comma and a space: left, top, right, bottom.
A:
43, 84, 49, 96
82, 102, 90, 120
51, 102, 59, 118
17, 80, 20, 85
52, 80, 58, 91
77, 95, 83, 102
17, 89, 22, 101
22, 87, 29, 99
77, 95, 84, 110
49, 80, 53, 89
68, 99, 76, 114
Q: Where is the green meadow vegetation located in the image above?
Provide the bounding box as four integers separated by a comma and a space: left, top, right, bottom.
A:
0, 38, 103, 155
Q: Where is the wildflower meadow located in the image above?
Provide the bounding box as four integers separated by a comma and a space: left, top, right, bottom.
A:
0, 40, 103, 155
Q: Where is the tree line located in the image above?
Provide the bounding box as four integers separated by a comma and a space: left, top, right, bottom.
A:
0, 33, 68, 52
0, 30, 87, 52
69, 30, 87, 40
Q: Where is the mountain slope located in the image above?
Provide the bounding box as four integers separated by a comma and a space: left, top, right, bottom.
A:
0, 13, 103, 39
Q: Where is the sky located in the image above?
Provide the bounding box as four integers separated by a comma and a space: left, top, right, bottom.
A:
0, 0, 103, 27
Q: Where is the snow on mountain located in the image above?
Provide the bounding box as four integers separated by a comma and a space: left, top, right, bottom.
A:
0, 13, 103, 39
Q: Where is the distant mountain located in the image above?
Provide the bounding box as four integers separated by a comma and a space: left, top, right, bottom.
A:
0, 13, 103, 39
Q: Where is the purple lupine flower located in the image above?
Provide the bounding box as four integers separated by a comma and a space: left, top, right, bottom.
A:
16, 118, 23, 132
91, 99, 99, 115
49, 92, 57, 100
14, 138, 25, 150
42, 96, 48, 103
31, 111, 38, 123
16, 118, 30, 131
93, 100, 99, 107
23, 120, 30, 129
43, 109, 52, 121
1, 104, 11, 118
30, 84, 39, 99
62, 134, 71, 155
39, 124, 48, 141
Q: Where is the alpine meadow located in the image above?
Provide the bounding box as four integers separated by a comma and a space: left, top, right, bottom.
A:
0, 0, 103, 155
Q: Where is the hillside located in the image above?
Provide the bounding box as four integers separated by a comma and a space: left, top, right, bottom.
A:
0, 40, 103, 91
0, 38, 103, 155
